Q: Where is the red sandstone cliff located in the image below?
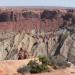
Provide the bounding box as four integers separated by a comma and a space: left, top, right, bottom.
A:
0, 7, 75, 32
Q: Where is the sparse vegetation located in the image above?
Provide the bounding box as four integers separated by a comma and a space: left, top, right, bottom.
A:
17, 66, 30, 74
27, 60, 49, 73
17, 56, 54, 74
17, 55, 68, 74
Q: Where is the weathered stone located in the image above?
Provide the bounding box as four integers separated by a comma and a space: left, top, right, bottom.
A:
34, 37, 47, 57
60, 35, 73, 59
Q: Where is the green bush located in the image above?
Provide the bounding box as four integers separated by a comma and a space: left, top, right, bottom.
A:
27, 60, 42, 73
27, 60, 49, 73
17, 66, 30, 74
40, 64, 49, 72
17, 56, 68, 74
17, 56, 50, 74
38, 56, 50, 65
38, 55, 57, 68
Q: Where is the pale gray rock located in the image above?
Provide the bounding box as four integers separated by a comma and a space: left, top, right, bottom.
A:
34, 37, 47, 57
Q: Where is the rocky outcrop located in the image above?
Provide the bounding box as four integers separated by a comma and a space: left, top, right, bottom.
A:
60, 34, 75, 63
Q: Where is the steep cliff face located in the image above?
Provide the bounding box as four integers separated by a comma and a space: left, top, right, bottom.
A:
0, 8, 75, 32
1, 8, 75, 61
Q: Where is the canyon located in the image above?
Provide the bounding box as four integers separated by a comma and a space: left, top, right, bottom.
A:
0, 7, 75, 75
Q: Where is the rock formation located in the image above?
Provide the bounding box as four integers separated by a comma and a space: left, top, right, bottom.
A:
0, 7, 75, 64
0, 8, 75, 32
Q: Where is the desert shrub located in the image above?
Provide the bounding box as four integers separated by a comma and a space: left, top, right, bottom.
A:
17, 66, 30, 74
17, 59, 49, 74
27, 60, 49, 73
40, 64, 49, 72
38, 56, 57, 68
27, 60, 42, 73
17, 56, 50, 74
17, 55, 70, 74
38, 56, 50, 65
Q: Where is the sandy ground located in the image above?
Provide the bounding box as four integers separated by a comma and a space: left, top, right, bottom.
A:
0, 58, 36, 75
0, 59, 75, 75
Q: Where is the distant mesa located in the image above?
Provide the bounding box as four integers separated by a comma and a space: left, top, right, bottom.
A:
0, 7, 75, 32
